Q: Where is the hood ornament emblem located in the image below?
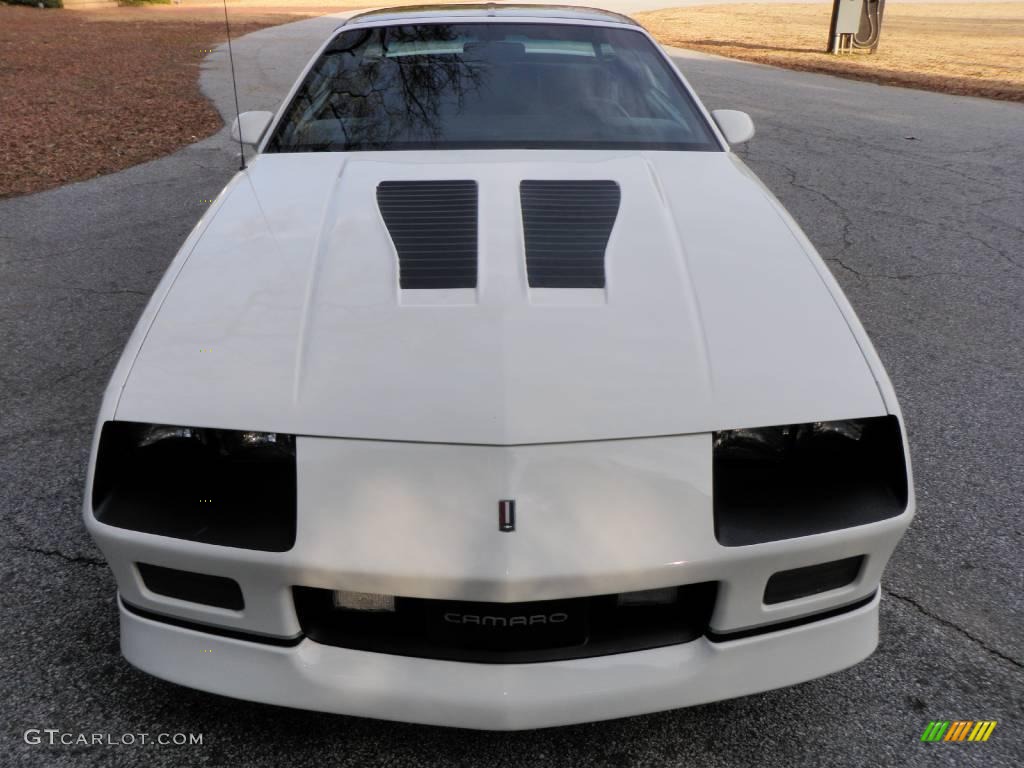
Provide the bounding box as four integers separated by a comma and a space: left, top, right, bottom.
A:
498, 500, 516, 532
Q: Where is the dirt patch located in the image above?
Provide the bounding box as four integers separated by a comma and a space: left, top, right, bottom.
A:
0, 3, 361, 198
637, 3, 1024, 102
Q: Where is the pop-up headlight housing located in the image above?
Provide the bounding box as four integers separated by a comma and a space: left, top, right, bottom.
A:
91, 421, 296, 551
713, 416, 908, 546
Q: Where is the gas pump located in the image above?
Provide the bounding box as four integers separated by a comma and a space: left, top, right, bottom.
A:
828, 0, 885, 54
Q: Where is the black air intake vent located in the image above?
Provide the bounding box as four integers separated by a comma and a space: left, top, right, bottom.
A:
764, 556, 865, 605
520, 180, 620, 288
376, 180, 478, 289
137, 563, 244, 610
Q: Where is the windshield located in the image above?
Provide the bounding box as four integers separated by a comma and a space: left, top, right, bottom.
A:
265, 23, 720, 152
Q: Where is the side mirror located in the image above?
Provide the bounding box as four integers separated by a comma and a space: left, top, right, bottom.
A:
711, 109, 755, 146
230, 111, 274, 147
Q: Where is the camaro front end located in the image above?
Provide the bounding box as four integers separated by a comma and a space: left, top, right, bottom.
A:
84, 5, 914, 730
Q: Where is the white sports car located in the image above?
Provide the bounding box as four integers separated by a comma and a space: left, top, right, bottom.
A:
84, 4, 914, 730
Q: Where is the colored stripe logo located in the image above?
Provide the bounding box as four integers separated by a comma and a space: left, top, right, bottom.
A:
498, 499, 516, 532
921, 721, 997, 742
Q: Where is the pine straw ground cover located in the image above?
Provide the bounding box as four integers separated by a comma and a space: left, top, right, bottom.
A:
0, 4, 349, 198
637, 3, 1024, 103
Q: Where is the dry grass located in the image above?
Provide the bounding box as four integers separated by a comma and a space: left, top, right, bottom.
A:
0, 5, 314, 198
637, 3, 1024, 102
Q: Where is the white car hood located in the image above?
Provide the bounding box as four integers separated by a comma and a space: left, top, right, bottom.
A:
114, 150, 884, 443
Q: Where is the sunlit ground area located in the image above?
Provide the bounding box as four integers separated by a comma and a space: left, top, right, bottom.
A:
638, 3, 1024, 102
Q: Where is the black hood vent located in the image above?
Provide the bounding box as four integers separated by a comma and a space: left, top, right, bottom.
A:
520, 180, 621, 289
377, 180, 478, 289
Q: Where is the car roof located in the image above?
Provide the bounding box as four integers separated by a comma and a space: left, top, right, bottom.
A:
344, 4, 639, 28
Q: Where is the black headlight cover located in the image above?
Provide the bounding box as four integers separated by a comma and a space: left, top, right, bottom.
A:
713, 416, 908, 546
91, 421, 296, 551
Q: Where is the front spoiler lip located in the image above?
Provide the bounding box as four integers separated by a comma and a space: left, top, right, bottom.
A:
120, 599, 303, 647
118, 590, 882, 730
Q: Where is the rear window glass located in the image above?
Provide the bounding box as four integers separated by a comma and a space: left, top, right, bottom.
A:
265, 23, 720, 152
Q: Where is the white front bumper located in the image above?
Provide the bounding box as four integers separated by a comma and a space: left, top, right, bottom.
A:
120, 591, 880, 730
90, 429, 911, 727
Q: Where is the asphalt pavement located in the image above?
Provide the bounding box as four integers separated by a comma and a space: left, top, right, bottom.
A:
1, 12, 1021, 768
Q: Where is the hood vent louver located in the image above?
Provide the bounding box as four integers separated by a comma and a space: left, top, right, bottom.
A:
377, 180, 478, 289
520, 180, 620, 289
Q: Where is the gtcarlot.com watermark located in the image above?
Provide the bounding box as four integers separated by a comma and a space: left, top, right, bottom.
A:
24, 729, 203, 747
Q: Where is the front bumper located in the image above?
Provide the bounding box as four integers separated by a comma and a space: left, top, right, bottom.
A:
120, 590, 881, 730
87, 431, 912, 727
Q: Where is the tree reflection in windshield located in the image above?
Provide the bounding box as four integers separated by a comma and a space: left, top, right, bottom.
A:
266, 23, 719, 152
328, 26, 487, 150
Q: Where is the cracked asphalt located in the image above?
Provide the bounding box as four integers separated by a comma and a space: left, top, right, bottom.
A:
1, 15, 1022, 768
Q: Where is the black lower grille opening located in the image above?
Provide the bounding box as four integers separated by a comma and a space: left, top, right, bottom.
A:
293, 583, 717, 663
764, 556, 865, 604
137, 563, 244, 610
